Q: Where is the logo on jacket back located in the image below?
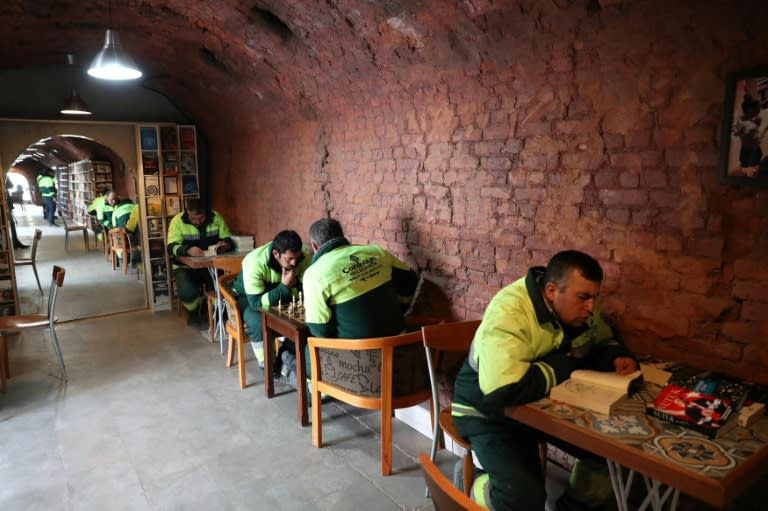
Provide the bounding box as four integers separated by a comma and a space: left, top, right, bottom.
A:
343, 254, 381, 282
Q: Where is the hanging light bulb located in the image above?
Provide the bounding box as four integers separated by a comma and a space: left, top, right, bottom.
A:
61, 54, 92, 115
88, 28, 142, 80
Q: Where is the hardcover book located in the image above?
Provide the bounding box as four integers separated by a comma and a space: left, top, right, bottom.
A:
549, 369, 643, 415
165, 196, 181, 216
146, 197, 163, 217
179, 126, 196, 150
144, 175, 160, 197
180, 152, 196, 174
164, 176, 179, 195
139, 126, 158, 150
182, 175, 198, 195
162, 152, 179, 176
646, 385, 734, 438
160, 126, 178, 150
142, 152, 159, 175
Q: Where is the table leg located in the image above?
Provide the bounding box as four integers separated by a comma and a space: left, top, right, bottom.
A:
606, 460, 679, 511
263, 320, 276, 398
294, 336, 308, 427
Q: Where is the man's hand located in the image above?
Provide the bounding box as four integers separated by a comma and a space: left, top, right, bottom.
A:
187, 246, 204, 257
613, 356, 638, 375
281, 266, 298, 288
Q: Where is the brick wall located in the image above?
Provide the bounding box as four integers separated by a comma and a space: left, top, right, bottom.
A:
211, 1, 768, 382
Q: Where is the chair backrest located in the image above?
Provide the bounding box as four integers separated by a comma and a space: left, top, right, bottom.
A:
308, 330, 431, 407
30, 228, 42, 260
48, 265, 66, 320
419, 453, 485, 511
422, 320, 482, 412
109, 227, 127, 250
217, 272, 242, 335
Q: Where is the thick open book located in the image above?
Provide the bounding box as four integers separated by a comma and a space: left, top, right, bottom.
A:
549, 369, 643, 415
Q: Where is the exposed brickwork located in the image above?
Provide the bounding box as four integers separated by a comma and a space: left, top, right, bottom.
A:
3, 1, 767, 381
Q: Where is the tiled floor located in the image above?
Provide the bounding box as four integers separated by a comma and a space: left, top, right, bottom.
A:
1, 204, 571, 510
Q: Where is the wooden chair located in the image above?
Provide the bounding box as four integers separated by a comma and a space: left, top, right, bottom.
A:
422, 320, 482, 496
101, 225, 111, 261
419, 453, 486, 511
60, 215, 90, 251
108, 227, 136, 275
218, 272, 249, 388
14, 228, 43, 295
308, 330, 432, 475
0, 265, 67, 390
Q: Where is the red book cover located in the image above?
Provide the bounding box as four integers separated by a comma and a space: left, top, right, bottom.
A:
646, 385, 733, 438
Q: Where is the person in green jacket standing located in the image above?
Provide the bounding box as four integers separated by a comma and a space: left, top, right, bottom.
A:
37, 170, 58, 226
232, 230, 310, 367
451, 250, 638, 511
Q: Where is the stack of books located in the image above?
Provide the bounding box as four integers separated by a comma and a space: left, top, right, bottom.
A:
231, 235, 255, 252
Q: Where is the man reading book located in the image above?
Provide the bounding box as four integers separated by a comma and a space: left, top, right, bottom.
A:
452, 250, 638, 511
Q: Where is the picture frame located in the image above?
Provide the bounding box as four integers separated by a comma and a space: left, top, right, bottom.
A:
718, 69, 768, 185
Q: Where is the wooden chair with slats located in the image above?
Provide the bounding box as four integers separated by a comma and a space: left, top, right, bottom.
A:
218, 271, 250, 388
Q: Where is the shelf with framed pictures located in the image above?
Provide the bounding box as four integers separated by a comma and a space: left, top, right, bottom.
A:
136, 124, 200, 312
0, 179, 19, 317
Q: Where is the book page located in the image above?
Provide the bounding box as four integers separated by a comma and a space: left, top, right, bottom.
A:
550, 379, 626, 415
571, 369, 642, 393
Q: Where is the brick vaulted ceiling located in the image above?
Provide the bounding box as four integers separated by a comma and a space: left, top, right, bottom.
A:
0, 0, 628, 130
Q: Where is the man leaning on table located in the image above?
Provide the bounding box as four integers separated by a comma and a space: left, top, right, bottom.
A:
167, 198, 234, 316
231, 230, 310, 368
452, 250, 638, 511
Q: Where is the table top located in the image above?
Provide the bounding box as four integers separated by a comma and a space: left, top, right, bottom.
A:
506, 384, 768, 508
261, 305, 307, 326
175, 250, 248, 270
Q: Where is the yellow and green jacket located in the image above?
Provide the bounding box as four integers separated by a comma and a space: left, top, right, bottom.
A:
303, 238, 418, 339
167, 209, 232, 268
111, 201, 139, 233
38, 175, 56, 198
232, 242, 311, 311
452, 267, 633, 419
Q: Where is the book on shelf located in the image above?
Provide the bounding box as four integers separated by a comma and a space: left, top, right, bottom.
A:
140, 126, 158, 150
182, 175, 198, 195
148, 239, 165, 259
165, 196, 181, 216
164, 176, 179, 195
549, 369, 643, 415
151, 260, 168, 281
153, 282, 170, 304
162, 152, 179, 176
147, 217, 164, 238
160, 127, 178, 151
142, 153, 159, 174
179, 126, 196, 150
146, 197, 163, 217
180, 152, 196, 174
646, 384, 735, 438
144, 175, 160, 197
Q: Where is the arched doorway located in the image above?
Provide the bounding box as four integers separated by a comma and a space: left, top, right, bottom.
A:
6, 132, 147, 320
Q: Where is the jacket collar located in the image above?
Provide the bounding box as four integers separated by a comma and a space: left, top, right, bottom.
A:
525, 266, 558, 327
311, 237, 350, 264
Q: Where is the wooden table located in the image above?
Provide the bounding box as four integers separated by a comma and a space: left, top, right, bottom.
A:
506, 384, 768, 510
260, 305, 310, 427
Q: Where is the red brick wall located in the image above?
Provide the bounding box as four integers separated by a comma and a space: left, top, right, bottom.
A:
211, 1, 768, 382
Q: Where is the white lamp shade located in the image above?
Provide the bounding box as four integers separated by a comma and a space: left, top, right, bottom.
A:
88, 29, 142, 80
60, 88, 92, 115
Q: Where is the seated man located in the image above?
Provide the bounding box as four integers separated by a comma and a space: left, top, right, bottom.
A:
167, 198, 233, 315
451, 250, 638, 511
97, 191, 118, 231
231, 230, 310, 367
302, 218, 422, 393
110, 198, 139, 234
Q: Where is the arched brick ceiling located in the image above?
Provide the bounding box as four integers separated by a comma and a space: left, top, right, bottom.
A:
0, 0, 541, 129
11, 135, 120, 175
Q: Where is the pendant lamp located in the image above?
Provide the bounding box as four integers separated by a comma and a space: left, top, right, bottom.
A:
61, 54, 92, 115
88, 28, 142, 80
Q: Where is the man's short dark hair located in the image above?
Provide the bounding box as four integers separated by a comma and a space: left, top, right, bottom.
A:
309, 218, 344, 247
185, 198, 206, 215
544, 250, 603, 289
272, 230, 303, 254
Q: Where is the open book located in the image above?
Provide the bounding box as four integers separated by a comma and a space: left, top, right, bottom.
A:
549, 369, 643, 415
204, 244, 224, 257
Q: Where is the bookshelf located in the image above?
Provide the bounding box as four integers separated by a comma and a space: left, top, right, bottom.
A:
136, 124, 199, 311
56, 166, 71, 220
0, 178, 19, 317
66, 160, 112, 226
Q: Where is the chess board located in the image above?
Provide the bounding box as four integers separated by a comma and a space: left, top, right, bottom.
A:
270, 304, 306, 323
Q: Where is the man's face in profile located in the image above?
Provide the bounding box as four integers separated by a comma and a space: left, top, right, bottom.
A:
274, 249, 302, 270
545, 270, 599, 328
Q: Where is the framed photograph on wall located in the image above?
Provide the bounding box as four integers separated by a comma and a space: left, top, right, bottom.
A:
719, 69, 768, 185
